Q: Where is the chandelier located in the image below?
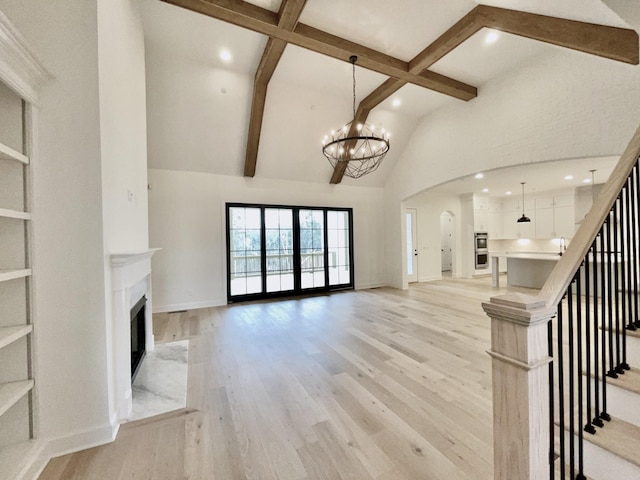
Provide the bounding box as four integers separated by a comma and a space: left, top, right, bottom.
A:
322, 55, 390, 179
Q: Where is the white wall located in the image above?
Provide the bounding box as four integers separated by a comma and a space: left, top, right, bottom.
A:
97, 0, 149, 428
0, 0, 113, 461
148, 168, 386, 311
404, 192, 464, 281
385, 49, 640, 288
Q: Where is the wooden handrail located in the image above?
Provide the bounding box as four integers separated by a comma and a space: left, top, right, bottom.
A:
538, 124, 640, 308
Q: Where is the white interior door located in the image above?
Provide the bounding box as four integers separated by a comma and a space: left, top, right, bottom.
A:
406, 209, 418, 283
440, 212, 453, 272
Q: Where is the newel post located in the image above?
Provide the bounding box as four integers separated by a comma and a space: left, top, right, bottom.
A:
482, 293, 556, 480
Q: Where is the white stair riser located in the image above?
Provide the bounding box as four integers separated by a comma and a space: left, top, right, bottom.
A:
604, 380, 640, 428
562, 429, 640, 480
627, 334, 640, 367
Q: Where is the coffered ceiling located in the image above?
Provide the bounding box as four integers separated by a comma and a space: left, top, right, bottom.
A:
138, 0, 637, 187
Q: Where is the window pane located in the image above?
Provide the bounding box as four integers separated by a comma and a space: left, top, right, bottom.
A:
265, 208, 294, 293
228, 207, 262, 298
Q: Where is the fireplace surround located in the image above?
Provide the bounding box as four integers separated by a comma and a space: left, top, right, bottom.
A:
110, 249, 159, 421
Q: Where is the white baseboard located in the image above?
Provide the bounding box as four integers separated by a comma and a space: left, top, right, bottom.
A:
355, 282, 386, 290
418, 275, 443, 282
153, 298, 226, 313
19, 421, 117, 480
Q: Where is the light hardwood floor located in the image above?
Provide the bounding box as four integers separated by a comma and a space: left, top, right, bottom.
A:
39, 276, 535, 480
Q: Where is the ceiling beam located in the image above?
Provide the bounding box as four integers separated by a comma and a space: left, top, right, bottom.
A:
476, 5, 639, 65
330, 5, 639, 183
244, 0, 307, 177
160, 0, 478, 101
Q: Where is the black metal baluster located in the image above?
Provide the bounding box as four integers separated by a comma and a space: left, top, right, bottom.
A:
558, 300, 566, 479
593, 235, 604, 428
549, 317, 556, 480
613, 199, 624, 375
576, 274, 587, 480
601, 220, 612, 422
606, 217, 618, 379
568, 283, 576, 480
631, 163, 640, 328
620, 187, 630, 371
584, 247, 596, 435
626, 176, 637, 332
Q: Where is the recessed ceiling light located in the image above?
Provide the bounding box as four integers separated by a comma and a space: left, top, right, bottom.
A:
564, 175, 573, 180
482, 188, 489, 193
583, 178, 591, 183
485, 30, 500, 45
505, 191, 512, 195
220, 49, 232, 62
392, 98, 401, 107
475, 173, 484, 179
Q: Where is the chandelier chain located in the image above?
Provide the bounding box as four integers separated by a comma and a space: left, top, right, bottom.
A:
352, 58, 356, 119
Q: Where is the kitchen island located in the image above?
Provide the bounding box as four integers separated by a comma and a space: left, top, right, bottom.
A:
491, 252, 561, 288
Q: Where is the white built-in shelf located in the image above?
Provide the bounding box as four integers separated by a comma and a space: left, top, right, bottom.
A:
0, 142, 28, 165
0, 325, 32, 350
0, 269, 31, 283
0, 208, 31, 220
0, 379, 34, 418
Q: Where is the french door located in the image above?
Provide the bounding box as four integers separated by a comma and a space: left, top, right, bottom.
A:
226, 203, 354, 302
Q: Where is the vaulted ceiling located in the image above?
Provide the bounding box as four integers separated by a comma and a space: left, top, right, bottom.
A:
139, 0, 637, 187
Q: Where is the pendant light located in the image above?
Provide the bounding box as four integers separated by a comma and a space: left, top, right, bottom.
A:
517, 182, 531, 223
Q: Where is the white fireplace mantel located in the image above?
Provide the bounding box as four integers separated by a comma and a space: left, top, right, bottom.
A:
109, 248, 160, 422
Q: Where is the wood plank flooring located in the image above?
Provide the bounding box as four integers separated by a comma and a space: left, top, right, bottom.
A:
39, 276, 536, 480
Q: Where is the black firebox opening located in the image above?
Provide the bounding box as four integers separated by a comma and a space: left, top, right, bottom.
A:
130, 296, 147, 381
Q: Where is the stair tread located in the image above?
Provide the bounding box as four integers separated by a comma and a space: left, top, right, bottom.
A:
584, 417, 640, 469
606, 366, 640, 395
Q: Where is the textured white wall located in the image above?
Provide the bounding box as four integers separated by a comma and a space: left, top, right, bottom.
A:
385, 49, 640, 288
148, 168, 387, 311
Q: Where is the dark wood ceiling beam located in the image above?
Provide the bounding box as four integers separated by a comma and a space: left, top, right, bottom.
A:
244, 0, 307, 177
160, 0, 478, 101
330, 5, 639, 183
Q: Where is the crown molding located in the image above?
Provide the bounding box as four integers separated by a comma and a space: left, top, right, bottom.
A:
0, 9, 52, 105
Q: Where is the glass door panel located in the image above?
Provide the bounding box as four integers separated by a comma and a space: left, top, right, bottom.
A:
327, 210, 351, 285
229, 206, 262, 296
299, 209, 325, 289
265, 208, 294, 293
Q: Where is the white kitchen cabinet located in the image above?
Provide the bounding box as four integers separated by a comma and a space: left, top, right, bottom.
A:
535, 207, 554, 238
554, 205, 575, 238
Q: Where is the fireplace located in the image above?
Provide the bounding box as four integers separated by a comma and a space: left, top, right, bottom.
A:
110, 248, 159, 422
130, 296, 147, 380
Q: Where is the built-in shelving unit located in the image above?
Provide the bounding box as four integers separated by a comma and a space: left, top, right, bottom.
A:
0, 325, 32, 350
0, 80, 34, 455
0, 10, 49, 476
0, 141, 28, 164
0, 208, 31, 220
0, 380, 34, 419
0, 269, 32, 283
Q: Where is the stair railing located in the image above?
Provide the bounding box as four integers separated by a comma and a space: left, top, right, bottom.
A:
483, 123, 640, 480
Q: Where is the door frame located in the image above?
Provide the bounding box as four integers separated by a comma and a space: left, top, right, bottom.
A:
226, 203, 354, 303
406, 208, 418, 283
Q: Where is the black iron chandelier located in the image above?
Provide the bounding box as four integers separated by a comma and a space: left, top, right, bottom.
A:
322, 55, 390, 179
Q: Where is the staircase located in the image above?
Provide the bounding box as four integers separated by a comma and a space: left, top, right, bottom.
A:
483, 123, 640, 480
